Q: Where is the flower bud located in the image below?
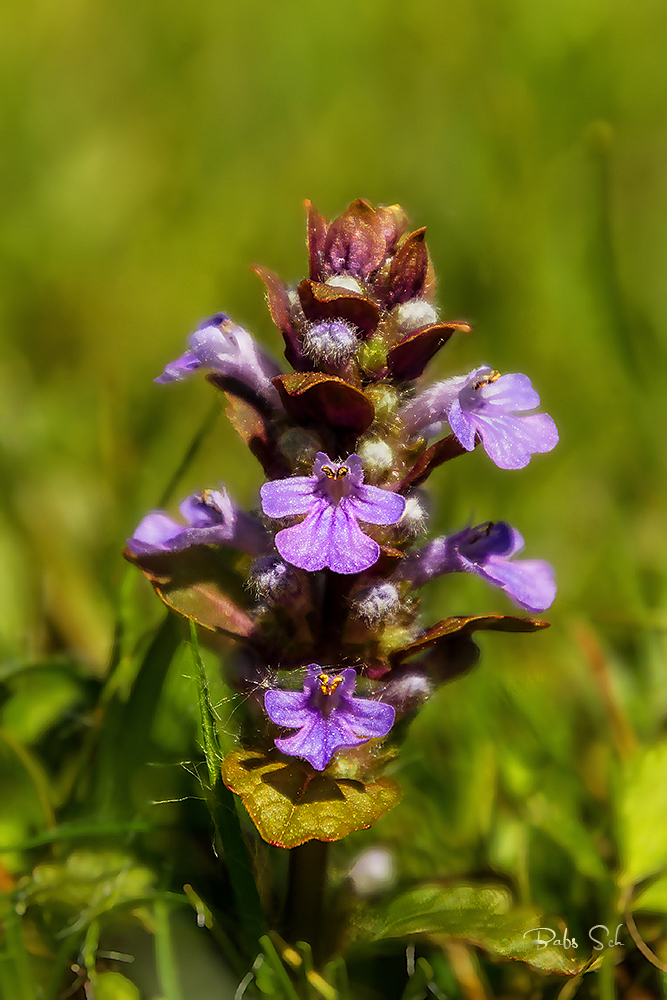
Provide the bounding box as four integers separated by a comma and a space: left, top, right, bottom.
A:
381, 668, 434, 716
394, 491, 429, 539
356, 438, 394, 478
301, 319, 359, 366
392, 299, 439, 334
352, 581, 401, 625
248, 555, 303, 605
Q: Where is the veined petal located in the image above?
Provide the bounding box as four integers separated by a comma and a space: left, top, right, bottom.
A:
448, 398, 476, 451
275, 716, 331, 771
348, 485, 406, 526
275, 504, 380, 574
474, 411, 558, 469
477, 557, 557, 612
481, 372, 541, 411
264, 689, 310, 728
326, 505, 381, 574
260, 477, 318, 517
341, 696, 395, 738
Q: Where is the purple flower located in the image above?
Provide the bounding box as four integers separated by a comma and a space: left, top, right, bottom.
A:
155, 313, 282, 408
399, 520, 556, 612
260, 453, 406, 574
401, 366, 558, 470
127, 488, 269, 557
264, 665, 395, 771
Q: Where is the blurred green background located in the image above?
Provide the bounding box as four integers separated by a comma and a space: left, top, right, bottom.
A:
2, 0, 667, 995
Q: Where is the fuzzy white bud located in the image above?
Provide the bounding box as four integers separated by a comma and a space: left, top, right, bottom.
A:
356, 438, 394, 478
392, 299, 439, 333
248, 556, 302, 605
395, 492, 429, 539
353, 581, 401, 625
301, 319, 359, 365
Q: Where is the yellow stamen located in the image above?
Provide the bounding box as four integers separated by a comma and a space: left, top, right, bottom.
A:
318, 673, 344, 696
322, 464, 349, 480
473, 370, 501, 390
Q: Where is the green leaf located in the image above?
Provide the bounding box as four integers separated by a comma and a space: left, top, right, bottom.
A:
1, 666, 84, 744
618, 740, 667, 886
372, 884, 585, 976
221, 749, 402, 848
189, 625, 267, 949
94, 613, 182, 818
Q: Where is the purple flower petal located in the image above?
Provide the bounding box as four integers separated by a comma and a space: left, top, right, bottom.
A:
154, 314, 282, 406
265, 665, 395, 771
477, 557, 556, 612
127, 512, 183, 554
154, 350, 202, 384
264, 689, 310, 728
127, 488, 269, 557
398, 520, 557, 611
262, 454, 402, 575
259, 477, 317, 518
275, 503, 380, 574
348, 485, 406, 525
472, 411, 559, 470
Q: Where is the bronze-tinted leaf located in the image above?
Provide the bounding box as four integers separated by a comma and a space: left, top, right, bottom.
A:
273, 373, 375, 435
399, 434, 469, 491
252, 265, 308, 371
124, 546, 255, 639
297, 279, 380, 335
387, 321, 471, 381
376, 204, 409, 254
222, 393, 290, 479
221, 749, 402, 848
305, 199, 328, 281
387, 228, 430, 306
323, 200, 387, 279
390, 614, 549, 666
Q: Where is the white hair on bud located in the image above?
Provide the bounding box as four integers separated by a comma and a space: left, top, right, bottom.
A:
393, 299, 439, 332
382, 670, 434, 716
353, 581, 400, 625
356, 438, 394, 477
325, 275, 365, 295
395, 492, 428, 539
248, 555, 301, 604
301, 319, 359, 365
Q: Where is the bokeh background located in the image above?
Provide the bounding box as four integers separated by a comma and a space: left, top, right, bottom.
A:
2, 0, 667, 996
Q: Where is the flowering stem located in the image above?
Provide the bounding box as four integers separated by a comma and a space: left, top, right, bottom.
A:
285, 840, 329, 962
318, 570, 351, 661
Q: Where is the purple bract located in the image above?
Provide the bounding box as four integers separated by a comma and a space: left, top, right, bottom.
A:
260, 453, 406, 574
401, 366, 558, 470
399, 520, 556, 612
264, 665, 396, 771
127, 488, 269, 557
155, 313, 283, 408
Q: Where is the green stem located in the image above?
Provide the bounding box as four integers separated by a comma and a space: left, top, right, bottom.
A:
285, 840, 329, 963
